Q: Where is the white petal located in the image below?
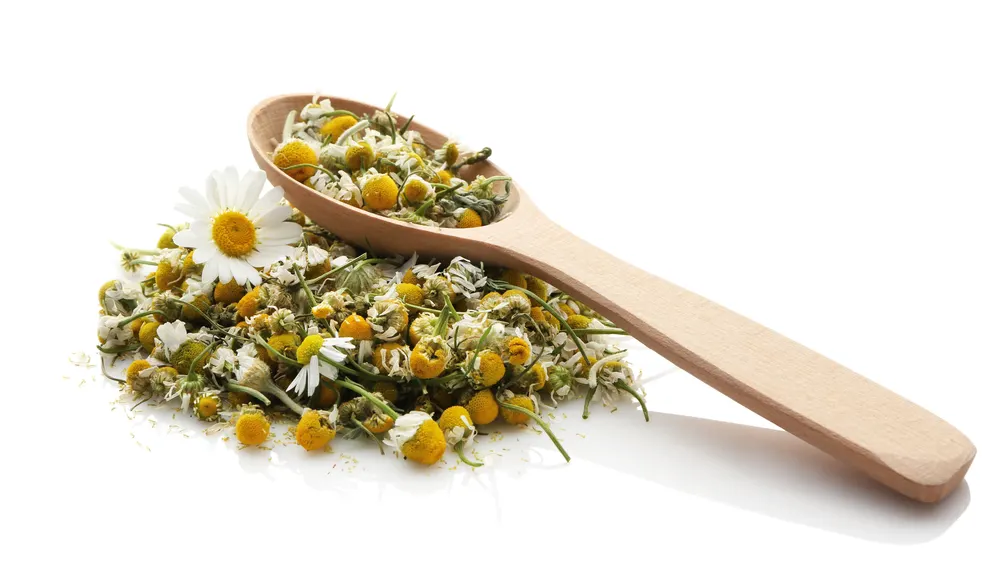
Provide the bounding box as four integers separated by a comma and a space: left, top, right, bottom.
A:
249, 186, 285, 219
254, 205, 292, 228
287, 366, 308, 393
318, 362, 338, 380
246, 246, 288, 268
201, 257, 219, 284
178, 186, 210, 212
223, 166, 241, 209
245, 265, 262, 286
216, 257, 233, 284
258, 222, 302, 245
192, 244, 221, 264
176, 203, 208, 220
205, 173, 222, 213
231, 258, 248, 285
172, 229, 199, 248
308, 356, 320, 396
239, 170, 266, 213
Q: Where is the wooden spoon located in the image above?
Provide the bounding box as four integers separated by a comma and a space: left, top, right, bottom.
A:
248, 94, 975, 503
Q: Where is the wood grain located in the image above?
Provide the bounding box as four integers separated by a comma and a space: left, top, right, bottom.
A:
249, 94, 976, 503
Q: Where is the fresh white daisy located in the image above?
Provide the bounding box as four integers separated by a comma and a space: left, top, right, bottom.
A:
287, 336, 356, 397
172, 167, 300, 287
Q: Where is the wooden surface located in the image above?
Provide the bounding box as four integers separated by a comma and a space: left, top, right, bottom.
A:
248, 94, 976, 503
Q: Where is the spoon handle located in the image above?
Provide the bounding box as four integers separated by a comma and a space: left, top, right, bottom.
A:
498, 220, 974, 502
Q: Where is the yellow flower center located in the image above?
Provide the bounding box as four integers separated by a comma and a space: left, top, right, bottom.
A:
197, 396, 219, 419
501, 395, 535, 425
296, 334, 325, 365
444, 142, 459, 165
402, 177, 430, 204
295, 409, 337, 451
401, 420, 447, 465
362, 174, 399, 211
272, 139, 317, 182
345, 141, 375, 171
212, 211, 257, 258
338, 313, 373, 340
235, 409, 270, 446
319, 115, 358, 141
438, 406, 473, 433
465, 390, 499, 425
456, 209, 482, 228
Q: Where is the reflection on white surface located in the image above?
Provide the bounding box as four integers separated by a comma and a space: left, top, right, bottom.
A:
62, 337, 968, 546
568, 410, 970, 544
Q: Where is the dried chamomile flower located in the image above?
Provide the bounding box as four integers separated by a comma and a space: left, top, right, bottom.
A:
421, 275, 454, 309
94, 166, 640, 466
500, 394, 535, 425
296, 408, 337, 451
194, 391, 222, 422
410, 336, 451, 379
408, 312, 436, 346
235, 405, 270, 446
505, 336, 531, 366
468, 350, 505, 387
338, 313, 373, 340
463, 389, 499, 425
384, 411, 446, 465
273, 139, 317, 182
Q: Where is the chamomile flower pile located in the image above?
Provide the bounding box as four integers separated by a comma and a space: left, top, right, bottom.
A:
269, 95, 509, 228
97, 166, 647, 467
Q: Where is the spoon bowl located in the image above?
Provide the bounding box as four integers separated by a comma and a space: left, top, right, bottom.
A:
249, 94, 975, 503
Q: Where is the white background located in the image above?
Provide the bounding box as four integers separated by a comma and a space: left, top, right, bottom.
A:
1, 1, 997, 572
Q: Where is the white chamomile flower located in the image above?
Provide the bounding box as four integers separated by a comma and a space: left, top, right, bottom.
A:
383, 411, 432, 451
300, 98, 336, 122
97, 315, 133, 347
172, 167, 300, 287
287, 335, 356, 397
209, 347, 237, 376
156, 320, 188, 357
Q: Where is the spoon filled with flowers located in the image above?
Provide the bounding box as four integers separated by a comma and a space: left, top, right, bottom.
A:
248, 93, 975, 503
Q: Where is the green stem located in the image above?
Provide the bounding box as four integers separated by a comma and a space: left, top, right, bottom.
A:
293, 264, 317, 306
255, 335, 302, 368
454, 440, 483, 467
614, 382, 649, 422
305, 253, 368, 285
576, 328, 628, 335
415, 182, 463, 216
280, 163, 337, 181
499, 401, 570, 462
336, 119, 369, 145
96, 343, 140, 355
172, 299, 252, 344
492, 280, 591, 366
267, 384, 305, 415
582, 386, 597, 419
331, 376, 398, 420
116, 310, 165, 328
399, 114, 414, 133
317, 109, 360, 120
99, 357, 126, 383
226, 383, 271, 406
403, 302, 443, 315
450, 147, 492, 171
110, 242, 159, 256
352, 416, 385, 454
